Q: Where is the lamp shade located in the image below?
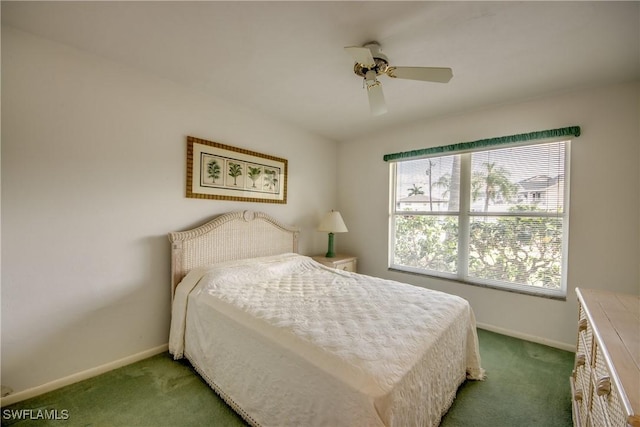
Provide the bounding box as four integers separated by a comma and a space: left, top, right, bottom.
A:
317, 210, 348, 233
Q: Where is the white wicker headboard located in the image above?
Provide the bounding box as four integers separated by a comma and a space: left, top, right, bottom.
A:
168, 210, 299, 297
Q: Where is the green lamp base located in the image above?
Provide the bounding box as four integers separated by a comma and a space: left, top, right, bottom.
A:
325, 232, 336, 258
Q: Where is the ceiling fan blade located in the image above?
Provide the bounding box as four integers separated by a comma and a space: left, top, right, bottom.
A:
386, 66, 453, 83
365, 71, 387, 116
344, 46, 375, 67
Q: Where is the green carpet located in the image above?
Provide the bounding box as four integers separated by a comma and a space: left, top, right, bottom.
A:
440, 329, 574, 427
1, 329, 574, 426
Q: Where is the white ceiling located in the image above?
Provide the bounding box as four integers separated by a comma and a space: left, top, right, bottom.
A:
3, 1, 639, 142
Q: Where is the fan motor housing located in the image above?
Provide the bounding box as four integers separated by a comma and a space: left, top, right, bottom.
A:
353, 41, 389, 77
354, 57, 389, 77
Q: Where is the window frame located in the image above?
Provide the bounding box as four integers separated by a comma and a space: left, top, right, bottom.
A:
388, 139, 571, 299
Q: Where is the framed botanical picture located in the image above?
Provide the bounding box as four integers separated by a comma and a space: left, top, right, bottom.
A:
186, 136, 288, 204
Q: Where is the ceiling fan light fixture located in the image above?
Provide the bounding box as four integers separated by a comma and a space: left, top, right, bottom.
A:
364, 70, 380, 90
366, 80, 381, 90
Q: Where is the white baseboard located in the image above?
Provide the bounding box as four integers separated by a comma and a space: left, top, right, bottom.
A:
0, 344, 168, 407
476, 322, 575, 352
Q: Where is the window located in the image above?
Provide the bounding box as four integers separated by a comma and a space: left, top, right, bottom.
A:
388, 130, 575, 298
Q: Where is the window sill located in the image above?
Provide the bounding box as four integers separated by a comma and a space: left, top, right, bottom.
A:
387, 267, 567, 301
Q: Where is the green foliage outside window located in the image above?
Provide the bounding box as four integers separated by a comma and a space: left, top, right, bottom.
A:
394, 215, 458, 274
468, 215, 562, 289
394, 213, 562, 289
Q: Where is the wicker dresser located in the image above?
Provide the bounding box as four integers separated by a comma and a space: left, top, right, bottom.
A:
571, 288, 640, 427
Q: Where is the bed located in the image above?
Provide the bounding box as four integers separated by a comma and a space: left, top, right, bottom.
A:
168, 210, 484, 427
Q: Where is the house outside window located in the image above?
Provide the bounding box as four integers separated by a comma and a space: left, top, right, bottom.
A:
388, 137, 572, 298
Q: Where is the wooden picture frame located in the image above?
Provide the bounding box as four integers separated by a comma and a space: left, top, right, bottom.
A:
186, 136, 287, 204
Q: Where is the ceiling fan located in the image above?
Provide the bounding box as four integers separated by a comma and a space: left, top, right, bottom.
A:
344, 42, 453, 116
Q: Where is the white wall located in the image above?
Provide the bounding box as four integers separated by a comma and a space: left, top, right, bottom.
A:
1, 27, 337, 394
338, 81, 640, 349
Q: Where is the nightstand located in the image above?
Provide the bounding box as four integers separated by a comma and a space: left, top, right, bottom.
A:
311, 254, 357, 273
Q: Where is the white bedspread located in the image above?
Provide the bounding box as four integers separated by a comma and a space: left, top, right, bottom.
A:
170, 253, 484, 427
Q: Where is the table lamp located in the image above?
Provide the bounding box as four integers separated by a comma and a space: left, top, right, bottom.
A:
317, 210, 348, 258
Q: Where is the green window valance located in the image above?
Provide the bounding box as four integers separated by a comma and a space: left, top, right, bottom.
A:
383, 126, 581, 162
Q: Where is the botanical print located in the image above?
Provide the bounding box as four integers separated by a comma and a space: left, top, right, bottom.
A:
246, 164, 263, 189
227, 161, 244, 186
263, 168, 279, 193
202, 155, 223, 185
187, 136, 287, 203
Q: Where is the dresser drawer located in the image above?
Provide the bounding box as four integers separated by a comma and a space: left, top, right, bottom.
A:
335, 259, 356, 272
572, 355, 591, 410
311, 255, 357, 273
577, 304, 594, 363
590, 343, 627, 427
570, 375, 589, 427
